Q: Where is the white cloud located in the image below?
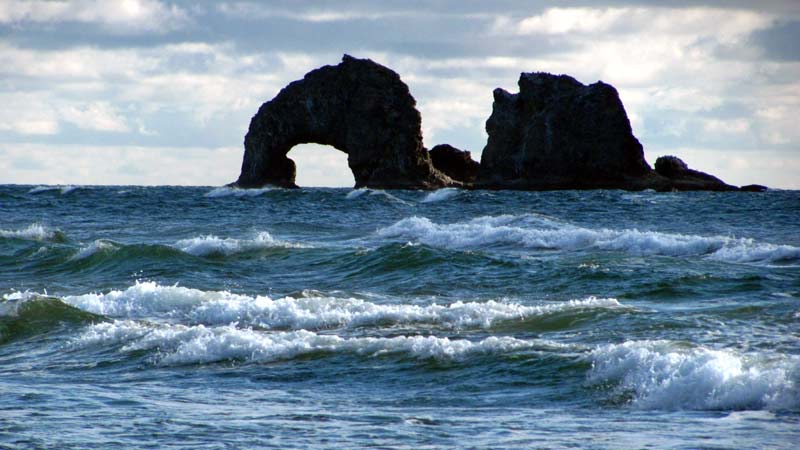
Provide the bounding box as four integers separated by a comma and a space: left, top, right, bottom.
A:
703, 118, 750, 135
514, 8, 627, 34
0, 0, 189, 33
290, 144, 355, 187
59, 102, 129, 132
0, 92, 60, 135
0, 143, 242, 186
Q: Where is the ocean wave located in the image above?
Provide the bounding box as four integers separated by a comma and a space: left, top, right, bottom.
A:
376, 215, 800, 263
421, 188, 461, 203
204, 186, 273, 198
174, 231, 304, 257
0, 224, 65, 242
28, 185, 79, 195
73, 320, 550, 365
587, 340, 800, 411
1, 293, 103, 343
61, 282, 624, 330
70, 239, 119, 261
345, 188, 411, 205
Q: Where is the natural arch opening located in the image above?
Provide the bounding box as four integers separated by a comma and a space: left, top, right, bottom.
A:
289, 143, 355, 187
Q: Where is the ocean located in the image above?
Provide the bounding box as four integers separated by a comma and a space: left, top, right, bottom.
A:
1, 184, 798, 449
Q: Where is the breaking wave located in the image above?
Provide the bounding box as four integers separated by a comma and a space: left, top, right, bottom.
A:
345, 188, 410, 205
28, 185, 80, 195
174, 232, 304, 257
72, 320, 552, 366
0, 224, 66, 242
376, 215, 800, 263
588, 340, 800, 411
421, 188, 461, 203
60, 282, 623, 330
70, 239, 120, 261
204, 186, 273, 198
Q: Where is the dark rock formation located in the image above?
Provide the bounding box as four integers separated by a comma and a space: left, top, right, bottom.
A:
477, 73, 653, 190
654, 155, 737, 191
234, 55, 453, 189
739, 184, 768, 192
233, 57, 760, 192
428, 144, 480, 183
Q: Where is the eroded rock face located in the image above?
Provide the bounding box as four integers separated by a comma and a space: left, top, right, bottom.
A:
234, 55, 452, 189
654, 155, 738, 191
428, 144, 480, 183
477, 73, 653, 189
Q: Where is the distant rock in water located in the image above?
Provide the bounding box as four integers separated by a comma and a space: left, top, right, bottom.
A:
477, 72, 654, 190
428, 144, 480, 183
233, 56, 761, 192
234, 55, 453, 189
739, 184, 768, 192
654, 155, 737, 191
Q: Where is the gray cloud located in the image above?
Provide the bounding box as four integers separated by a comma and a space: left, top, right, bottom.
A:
1, 0, 798, 188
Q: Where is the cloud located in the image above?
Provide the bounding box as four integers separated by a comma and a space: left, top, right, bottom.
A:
0, 143, 242, 185
0, 0, 189, 33
0, 1, 798, 188
59, 102, 130, 132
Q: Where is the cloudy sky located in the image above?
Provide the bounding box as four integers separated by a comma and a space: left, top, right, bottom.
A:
1, 0, 798, 188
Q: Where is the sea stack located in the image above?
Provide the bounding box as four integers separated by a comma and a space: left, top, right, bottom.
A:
234, 55, 454, 189
476, 72, 654, 190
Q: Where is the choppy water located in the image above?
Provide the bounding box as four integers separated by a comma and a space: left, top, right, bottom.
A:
1, 185, 798, 449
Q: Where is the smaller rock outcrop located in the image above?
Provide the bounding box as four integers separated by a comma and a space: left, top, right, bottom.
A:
654, 156, 737, 191
428, 144, 480, 183
739, 184, 768, 192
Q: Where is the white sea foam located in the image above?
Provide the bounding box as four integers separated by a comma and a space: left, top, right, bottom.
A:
376, 215, 800, 263
62, 282, 623, 329
588, 340, 800, 411
421, 188, 460, 203
174, 231, 303, 257
70, 240, 118, 261
28, 185, 78, 195
73, 320, 546, 365
0, 224, 60, 241
345, 188, 369, 199
345, 188, 410, 205
204, 186, 273, 198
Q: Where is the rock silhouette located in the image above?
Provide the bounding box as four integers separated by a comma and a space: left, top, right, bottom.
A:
233, 56, 762, 191
477, 72, 653, 189
428, 144, 480, 183
234, 55, 452, 189
654, 155, 737, 191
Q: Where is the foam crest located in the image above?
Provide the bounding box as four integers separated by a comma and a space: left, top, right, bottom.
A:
62, 282, 623, 329
73, 320, 542, 365
0, 224, 62, 242
63, 281, 234, 317
421, 188, 460, 203
174, 231, 302, 256
204, 186, 273, 198
377, 215, 799, 263
28, 185, 78, 195
345, 188, 410, 205
588, 340, 800, 411
70, 240, 119, 261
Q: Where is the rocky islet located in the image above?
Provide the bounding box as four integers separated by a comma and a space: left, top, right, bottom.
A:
234, 55, 765, 192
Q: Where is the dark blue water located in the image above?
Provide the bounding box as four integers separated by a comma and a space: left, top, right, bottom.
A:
1, 185, 798, 449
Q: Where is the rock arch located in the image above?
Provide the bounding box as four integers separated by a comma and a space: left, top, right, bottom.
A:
234, 55, 452, 189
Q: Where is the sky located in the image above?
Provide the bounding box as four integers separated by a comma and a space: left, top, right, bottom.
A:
0, 0, 798, 188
